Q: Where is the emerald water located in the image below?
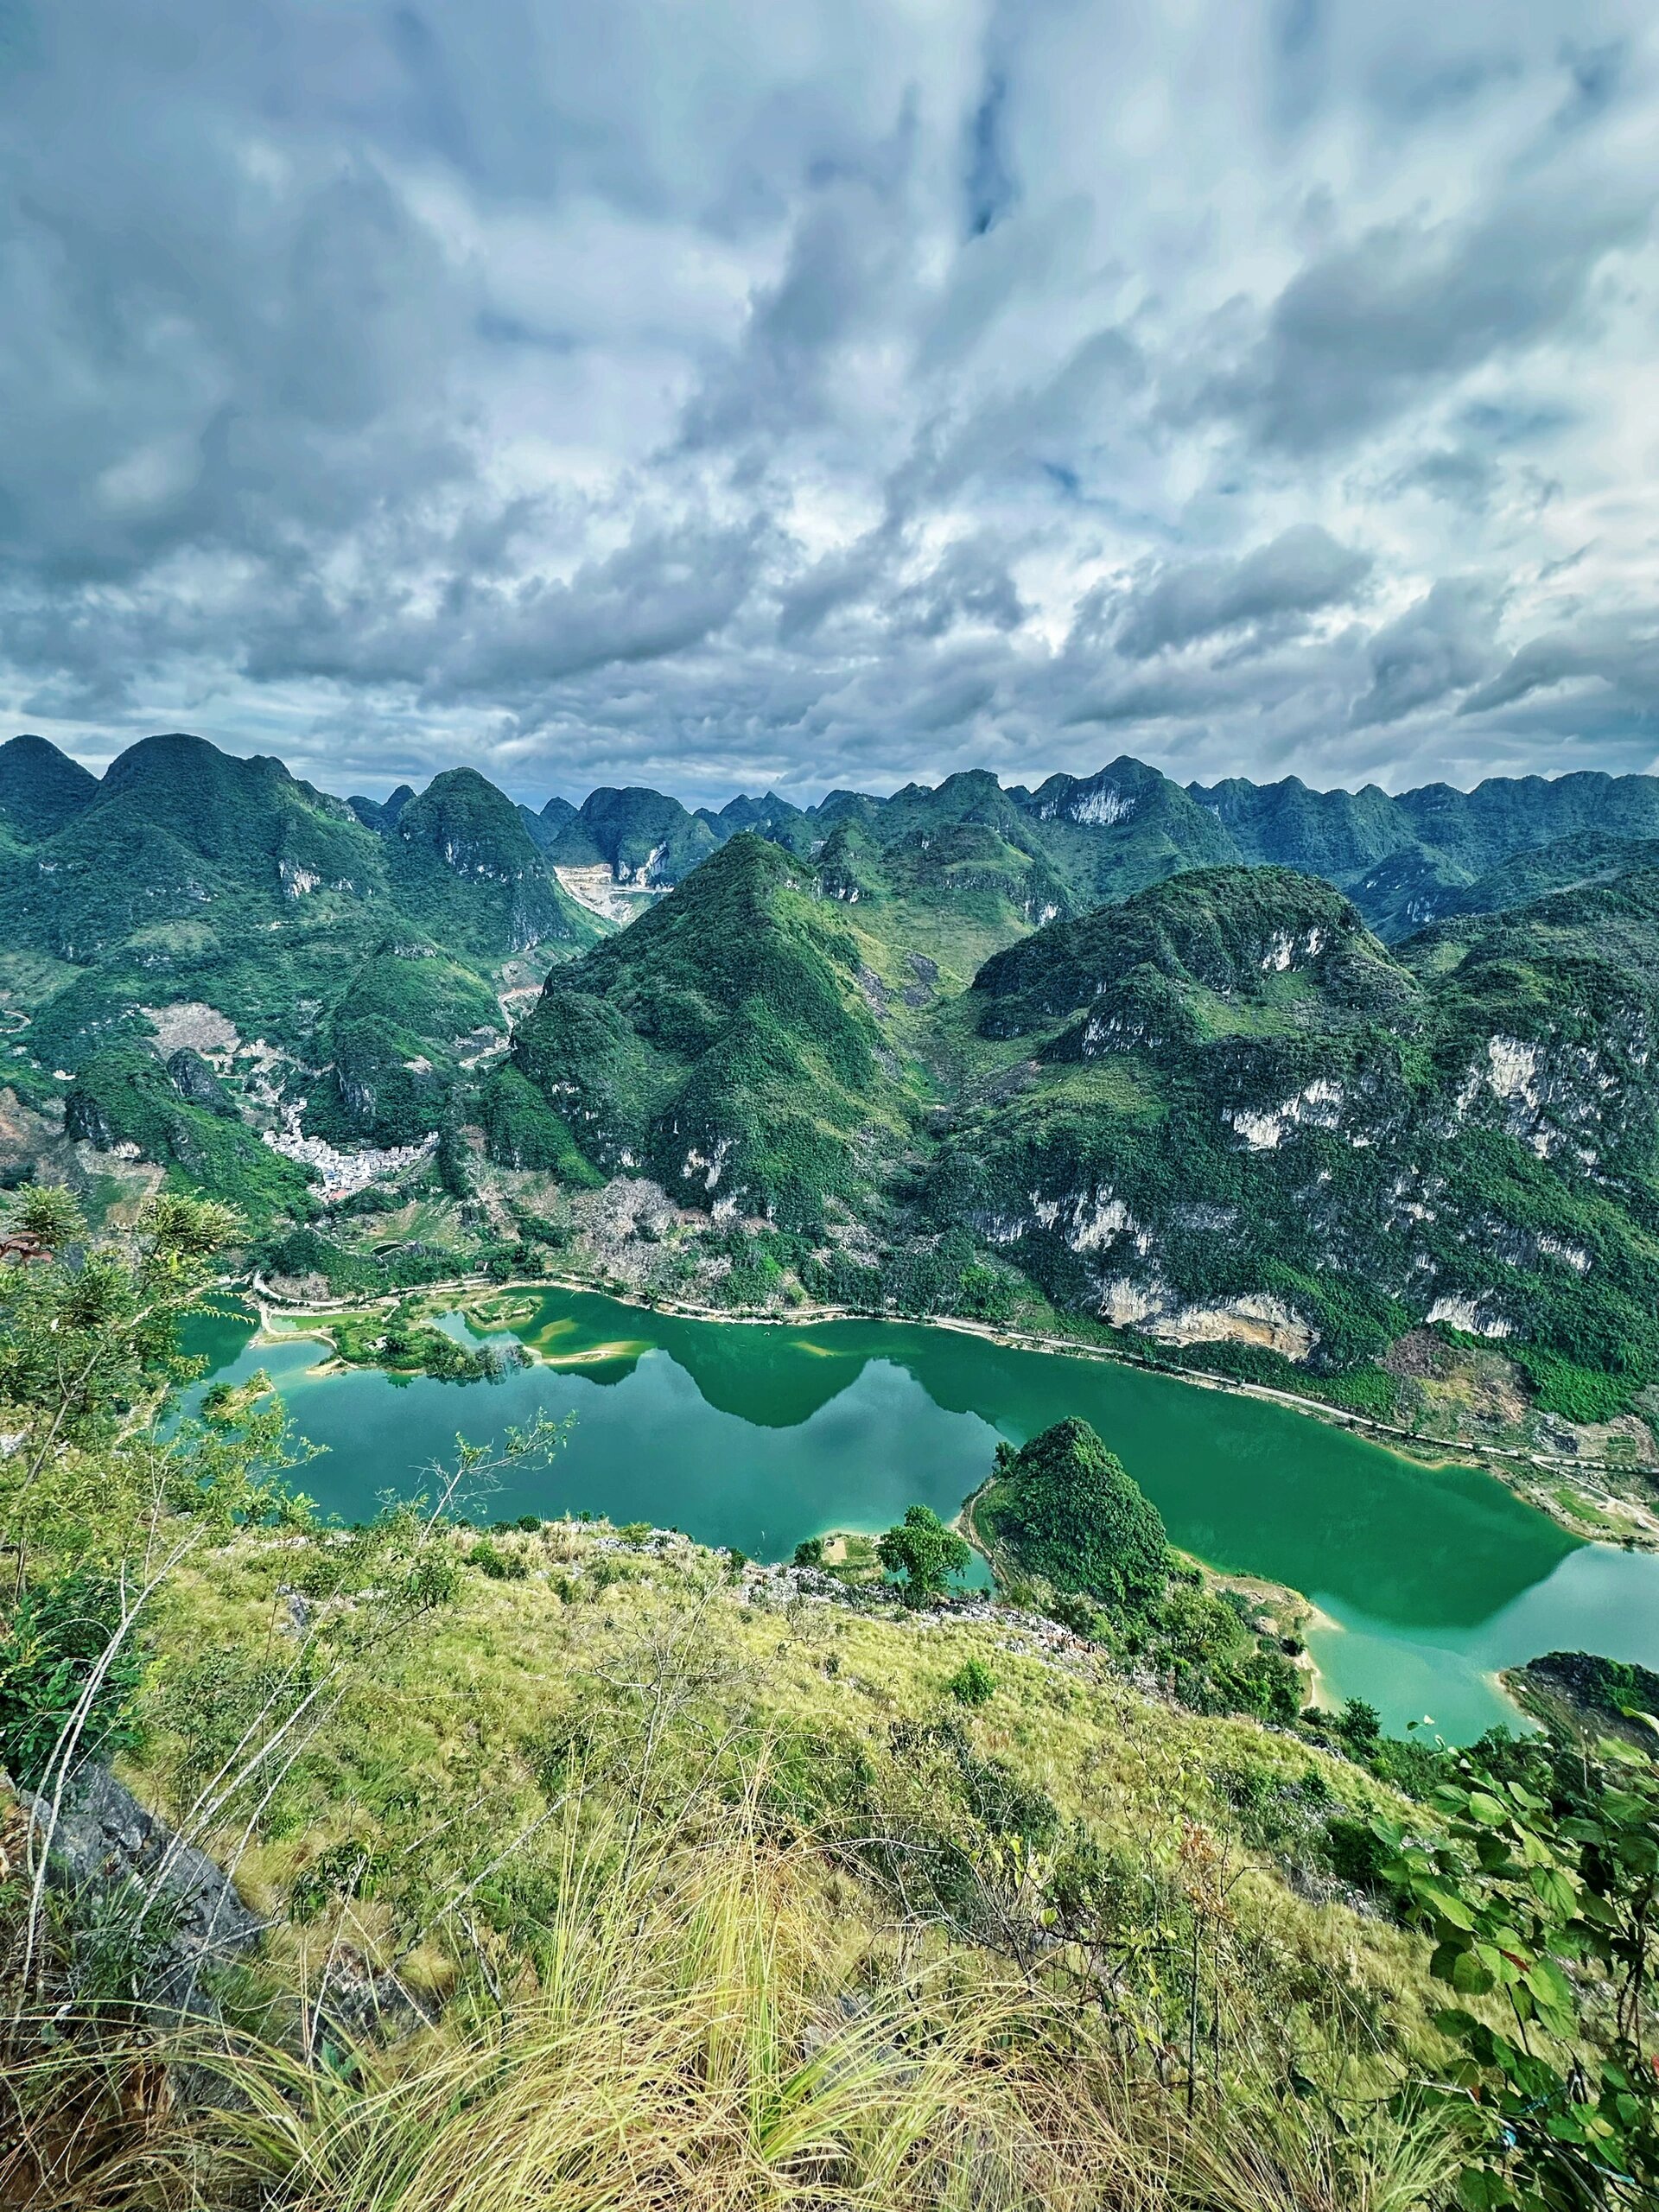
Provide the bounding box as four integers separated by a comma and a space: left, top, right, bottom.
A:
182, 1288, 1659, 1743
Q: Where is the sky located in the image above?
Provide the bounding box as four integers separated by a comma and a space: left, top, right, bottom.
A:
1, 2, 1657, 809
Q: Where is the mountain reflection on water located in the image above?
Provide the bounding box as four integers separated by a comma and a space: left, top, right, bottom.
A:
181, 1288, 1659, 1741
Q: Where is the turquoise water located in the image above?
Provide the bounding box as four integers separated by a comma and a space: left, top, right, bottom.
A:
181, 1289, 1659, 1742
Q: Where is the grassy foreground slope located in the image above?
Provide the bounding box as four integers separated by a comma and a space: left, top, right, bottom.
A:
2, 1507, 1467, 2209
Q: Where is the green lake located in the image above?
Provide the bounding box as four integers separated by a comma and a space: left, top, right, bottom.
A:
183, 1288, 1659, 1743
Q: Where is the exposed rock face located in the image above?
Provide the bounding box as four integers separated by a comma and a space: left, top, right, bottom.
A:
167, 1046, 236, 1116
13, 1763, 439, 2049
22, 1763, 264, 2016
315, 1945, 436, 2045
554, 862, 658, 925
141, 1001, 239, 1061
64, 1088, 115, 1148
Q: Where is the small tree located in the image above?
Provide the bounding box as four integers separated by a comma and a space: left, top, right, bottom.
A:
987, 1419, 1168, 1618
878, 1505, 969, 1606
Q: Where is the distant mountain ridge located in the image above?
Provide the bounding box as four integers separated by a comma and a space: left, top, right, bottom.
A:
14, 726, 1659, 1441
22, 731, 1659, 938
359, 749, 1659, 941
0, 732, 598, 1214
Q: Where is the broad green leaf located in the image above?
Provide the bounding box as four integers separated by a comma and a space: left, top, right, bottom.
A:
1455, 2164, 1515, 2210
1446, 1945, 1496, 1996
1420, 1881, 1478, 1931
1522, 1956, 1573, 2014
1527, 1866, 1575, 1921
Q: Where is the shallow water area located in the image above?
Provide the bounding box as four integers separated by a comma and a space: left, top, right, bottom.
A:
180, 1287, 1659, 1740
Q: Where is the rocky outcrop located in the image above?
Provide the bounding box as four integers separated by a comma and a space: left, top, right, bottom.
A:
167, 1046, 236, 1116
11, 1763, 442, 2053
20, 1763, 264, 2017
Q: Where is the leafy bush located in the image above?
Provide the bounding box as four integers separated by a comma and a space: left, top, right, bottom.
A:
945, 1656, 995, 1706
1155, 1584, 1303, 1722
1375, 1745, 1659, 2207
289, 1837, 385, 1923
876, 1505, 969, 1605
0, 1569, 149, 1789
1044, 1588, 1107, 1641
467, 1538, 528, 1582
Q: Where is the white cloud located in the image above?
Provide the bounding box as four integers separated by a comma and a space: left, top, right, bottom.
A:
3, 0, 1659, 804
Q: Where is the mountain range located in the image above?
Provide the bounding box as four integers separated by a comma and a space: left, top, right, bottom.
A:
6, 728, 1659, 1438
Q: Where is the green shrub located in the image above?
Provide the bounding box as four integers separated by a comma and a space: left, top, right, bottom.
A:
877, 1506, 970, 1605
0, 1569, 149, 1789
467, 1538, 528, 1582
945, 1656, 995, 1706
289, 1837, 385, 1923
1044, 1589, 1107, 1641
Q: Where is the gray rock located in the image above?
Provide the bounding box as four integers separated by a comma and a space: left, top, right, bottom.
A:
315, 1945, 436, 2047
167, 1046, 236, 1116
63, 1088, 113, 1148
24, 1762, 265, 2014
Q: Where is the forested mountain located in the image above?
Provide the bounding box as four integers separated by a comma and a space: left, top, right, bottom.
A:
933, 866, 1659, 1409
1193, 766, 1659, 928
0, 734, 596, 1212
0, 732, 99, 845
11, 727, 1659, 1436
543, 784, 721, 887
503, 834, 909, 1225
492, 839, 1659, 1422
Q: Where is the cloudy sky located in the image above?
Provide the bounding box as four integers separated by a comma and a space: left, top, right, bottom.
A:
2, 2, 1656, 807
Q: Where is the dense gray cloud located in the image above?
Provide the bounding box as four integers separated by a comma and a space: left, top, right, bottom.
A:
2, 0, 1658, 805
1350, 580, 1503, 728
1459, 615, 1659, 718
1115, 528, 1371, 659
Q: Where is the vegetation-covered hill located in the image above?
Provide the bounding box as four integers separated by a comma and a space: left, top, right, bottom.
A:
970, 866, 1407, 1042
0, 732, 98, 845
489, 829, 1659, 1445
1196, 764, 1659, 931
931, 863, 1659, 1416
384, 766, 594, 960
544, 783, 722, 887
13, 728, 1659, 1453
505, 833, 912, 1227
0, 734, 597, 1220
454, 747, 1659, 943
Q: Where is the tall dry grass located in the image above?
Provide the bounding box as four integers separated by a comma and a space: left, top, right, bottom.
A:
14, 1802, 1147, 2212
1, 1734, 1456, 2212
1, 1796, 1459, 2212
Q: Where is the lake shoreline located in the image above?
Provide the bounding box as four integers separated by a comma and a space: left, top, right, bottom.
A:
238, 1264, 1658, 1553
187, 1272, 1659, 1742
